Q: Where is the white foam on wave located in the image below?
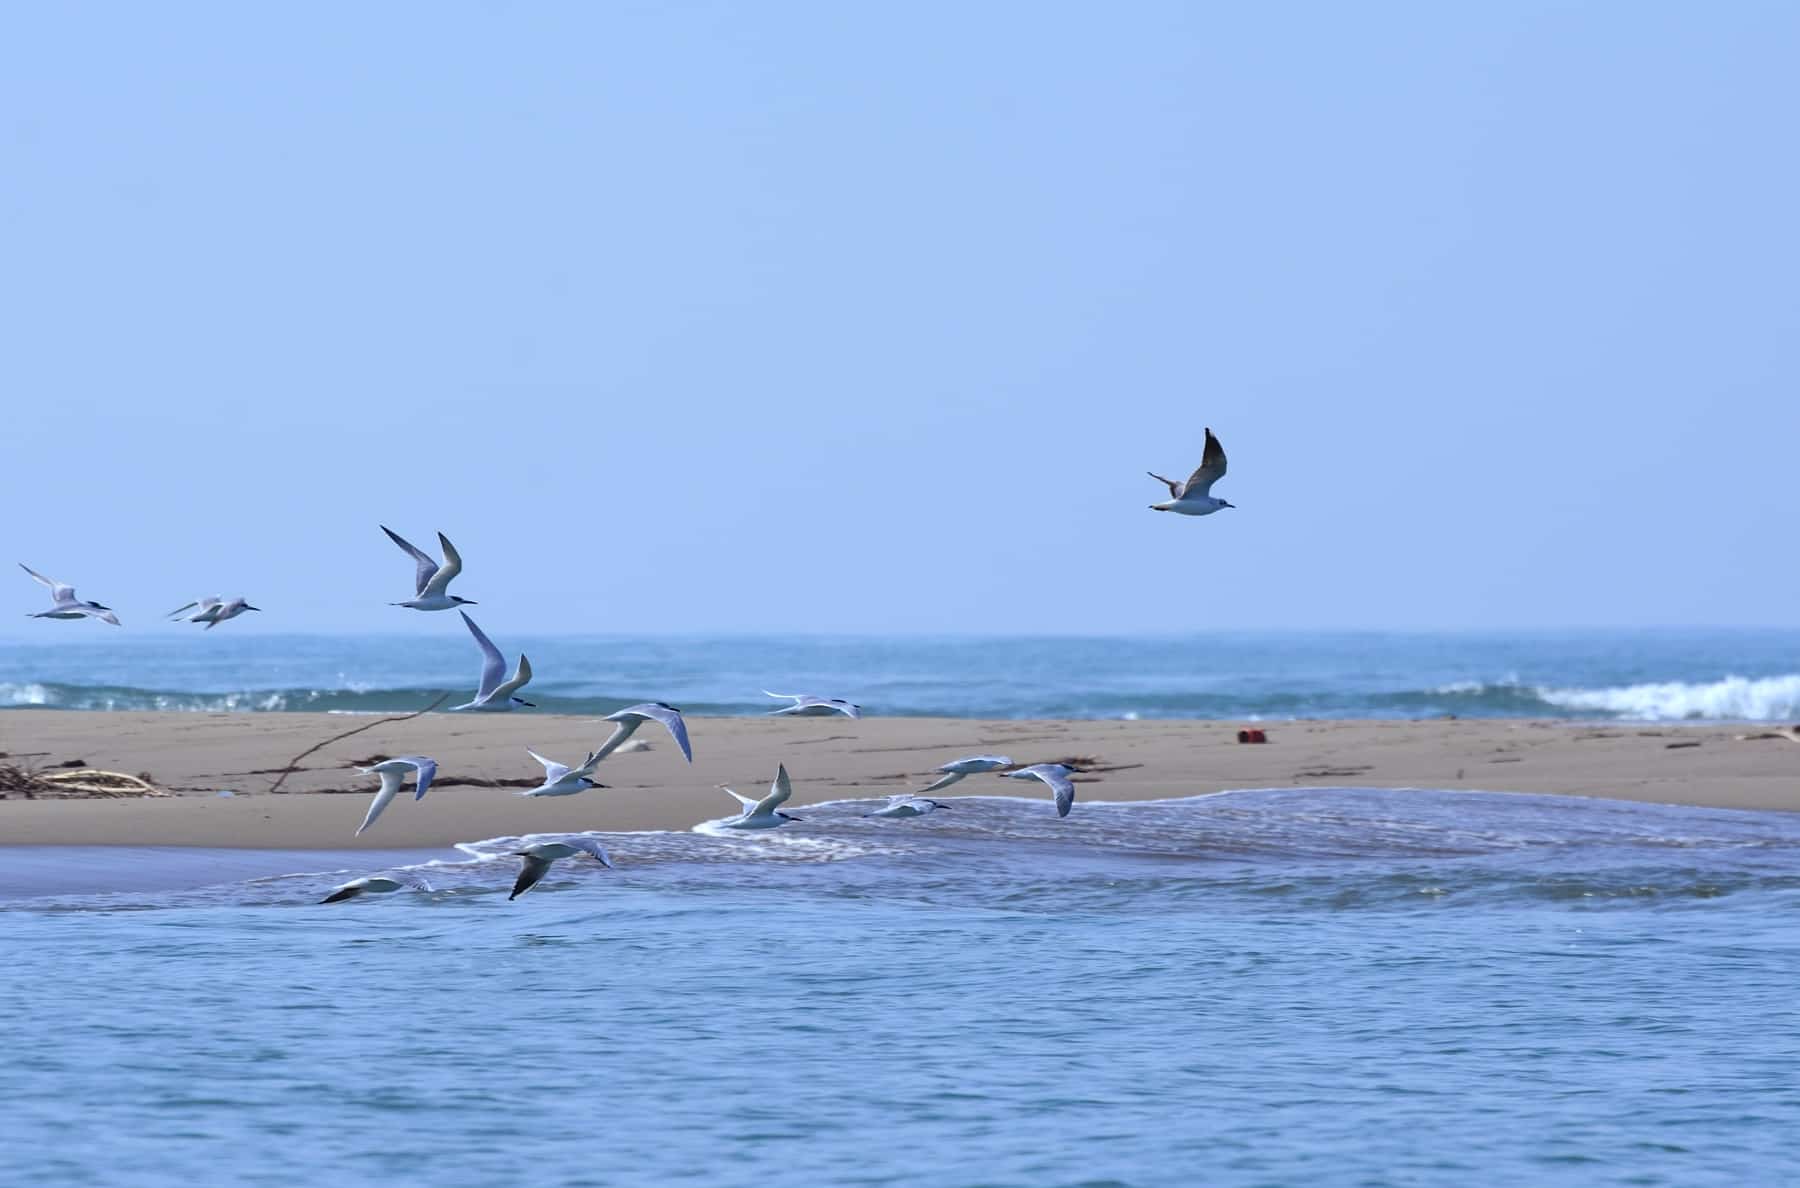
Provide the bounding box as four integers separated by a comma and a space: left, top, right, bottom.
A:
0, 682, 53, 707
1537, 673, 1800, 721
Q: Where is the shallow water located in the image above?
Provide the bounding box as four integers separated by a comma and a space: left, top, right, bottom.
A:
6, 789, 1800, 1186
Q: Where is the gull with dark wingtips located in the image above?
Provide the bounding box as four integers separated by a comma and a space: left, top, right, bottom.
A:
19, 564, 121, 626
450, 611, 535, 711
320, 871, 433, 903
509, 838, 614, 900
382, 525, 476, 611
1148, 427, 1235, 516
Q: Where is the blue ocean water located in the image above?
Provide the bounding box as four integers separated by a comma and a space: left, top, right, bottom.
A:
5, 788, 1800, 1186
3, 629, 1799, 719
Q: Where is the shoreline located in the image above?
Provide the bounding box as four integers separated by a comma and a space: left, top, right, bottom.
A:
1, 712, 1796, 849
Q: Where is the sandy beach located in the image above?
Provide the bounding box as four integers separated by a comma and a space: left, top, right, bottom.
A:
0, 711, 1794, 848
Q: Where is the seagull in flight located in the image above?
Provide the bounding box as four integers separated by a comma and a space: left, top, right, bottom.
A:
19, 564, 120, 626
915, 754, 1013, 794
167, 596, 260, 629
763, 691, 862, 719
520, 748, 607, 797
382, 526, 476, 611
1002, 763, 1079, 818
717, 764, 805, 829
509, 838, 614, 900
354, 756, 439, 837
1148, 428, 1234, 516
594, 702, 694, 765
451, 611, 535, 711
866, 795, 952, 819
320, 871, 434, 903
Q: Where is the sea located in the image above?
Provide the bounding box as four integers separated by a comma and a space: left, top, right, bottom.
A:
2, 628, 1799, 720
5, 631, 1800, 1186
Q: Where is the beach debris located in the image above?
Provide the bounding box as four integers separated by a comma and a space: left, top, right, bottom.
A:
1664, 740, 1702, 750
1734, 727, 1800, 744
1236, 729, 1269, 744
0, 763, 171, 799
267, 692, 449, 794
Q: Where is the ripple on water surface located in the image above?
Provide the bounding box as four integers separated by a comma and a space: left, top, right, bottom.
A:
5, 788, 1800, 1188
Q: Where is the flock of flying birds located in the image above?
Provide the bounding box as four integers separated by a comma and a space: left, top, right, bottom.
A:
19, 431, 1236, 902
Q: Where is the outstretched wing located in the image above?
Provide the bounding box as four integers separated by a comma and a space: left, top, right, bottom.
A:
1179, 428, 1228, 499
527, 748, 571, 784
637, 703, 692, 763
356, 770, 405, 836
382, 525, 440, 596
403, 757, 438, 801
565, 837, 615, 869
420, 532, 463, 598
461, 611, 506, 700
19, 564, 74, 604
510, 855, 552, 900
756, 764, 794, 814
1146, 472, 1183, 499
718, 784, 756, 809
1033, 766, 1076, 818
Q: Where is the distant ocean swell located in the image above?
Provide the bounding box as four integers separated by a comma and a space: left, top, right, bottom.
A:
5, 672, 1798, 720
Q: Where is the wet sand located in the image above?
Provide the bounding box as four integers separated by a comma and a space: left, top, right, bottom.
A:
1, 712, 1795, 848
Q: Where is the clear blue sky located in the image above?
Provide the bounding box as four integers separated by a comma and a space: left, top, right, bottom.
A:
3, 2, 1795, 636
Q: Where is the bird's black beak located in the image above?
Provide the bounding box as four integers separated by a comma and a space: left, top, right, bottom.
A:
517, 699, 537, 708
246, 605, 262, 612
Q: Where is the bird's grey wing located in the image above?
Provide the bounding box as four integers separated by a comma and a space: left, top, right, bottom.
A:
1180, 428, 1228, 498
567, 837, 615, 869
527, 748, 571, 783
1147, 471, 1183, 499
832, 701, 862, 719
461, 612, 506, 699
641, 704, 693, 763
719, 785, 755, 809
397, 871, 434, 892
757, 764, 794, 813
1043, 768, 1076, 818
356, 772, 404, 837
406, 757, 438, 801
167, 601, 200, 619
19, 564, 74, 603
382, 525, 440, 596
762, 690, 803, 702
918, 771, 965, 793
510, 855, 552, 899
421, 532, 463, 597
495, 653, 533, 699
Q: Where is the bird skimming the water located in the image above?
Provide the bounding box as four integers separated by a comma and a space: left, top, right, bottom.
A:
320, 871, 433, 903
509, 838, 614, 899
866, 795, 952, 818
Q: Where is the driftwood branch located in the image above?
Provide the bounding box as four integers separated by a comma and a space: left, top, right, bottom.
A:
267, 692, 450, 795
